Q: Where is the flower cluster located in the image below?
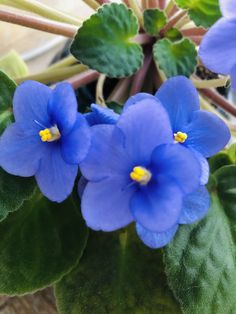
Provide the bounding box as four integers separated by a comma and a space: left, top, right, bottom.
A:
199, 0, 236, 90
0, 76, 230, 248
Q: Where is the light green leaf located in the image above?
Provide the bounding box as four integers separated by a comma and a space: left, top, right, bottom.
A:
0, 192, 88, 295
0, 50, 28, 79
175, 0, 222, 28
164, 28, 183, 42
153, 38, 197, 78
143, 9, 167, 36
164, 165, 236, 314
70, 3, 143, 78
55, 227, 181, 314
228, 144, 236, 164
0, 70, 16, 134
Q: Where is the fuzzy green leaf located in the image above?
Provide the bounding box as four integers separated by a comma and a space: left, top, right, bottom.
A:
55, 228, 181, 314
175, 0, 222, 28
164, 28, 183, 42
0, 70, 16, 134
164, 165, 236, 313
70, 3, 143, 78
143, 9, 167, 36
153, 38, 197, 78
209, 152, 232, 173
0, 192, 88, 295
228, 144, 236, 164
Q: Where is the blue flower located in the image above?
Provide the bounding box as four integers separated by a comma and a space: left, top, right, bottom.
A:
199, 0, 236, 89
85, 103, 119, 126
80, 98, 202, 248
0, 81, 90, 202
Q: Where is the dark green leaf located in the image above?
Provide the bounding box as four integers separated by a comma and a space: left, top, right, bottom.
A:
228, 144, 236, 164
175, 0, 222, 28
164, 165, 236, 313
153, 38, 197, 78
0, 70, 16, 134
70, 3, 143, 78
107, 101, 122, 114
164, 28, 183, 42
209, 152, 232, 173
143, 9, 167, 36
55, 227, 181, 314
0, 192, 88, 295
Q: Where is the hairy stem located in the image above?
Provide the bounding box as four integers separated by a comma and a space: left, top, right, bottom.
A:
147, 0, 159, 9
66, 70, 99, 89
47, 55, 77, 71
165, 0, 177, 17
160, 10, 186, 36
82, 0, 100, 10
127, 0, 144, 27
159, 0, 166, 10
181, 27, 207, 36
134, 33, 153, 45
107, 78, 132, 103
0, 8, 77, 37
0, 0, 81, 26
96, 0, 110, 4
96, 74, 107, 107
15, 64, 87, 84
200, 89, 236, 117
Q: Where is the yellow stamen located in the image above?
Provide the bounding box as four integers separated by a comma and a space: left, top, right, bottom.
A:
174, 131, 188, 143
130, 166, 152, 185
39, 126, 60, 142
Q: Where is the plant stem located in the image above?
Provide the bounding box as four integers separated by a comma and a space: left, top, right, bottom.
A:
200, 89, 236, 117
134, 33, 153, 45
192, 77, 229, 89
165, 0, 176, 16
107, 78, 132, 103
147, 0, 159, 9
187, 36, 203, 45
127, 0, 144, 27
96, 74, 107, 107
130, 50, 152, 95
0, 8, 77, 37
174, 13, 189, 29
160, 10, 186, 36
66, 70, 99, 90
181, 27, 207, 36
82, 0, 100, 10
15, 64, 87, 84
159, 0, 166, 10
0, 0, 81, 26
47, 55, 77, 71
96, 0, 110, 4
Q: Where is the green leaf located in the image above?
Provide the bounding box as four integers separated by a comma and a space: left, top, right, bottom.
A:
107, 101, 122, 114
0, 169, 35, 222
143, 9, 167, 36
0, 192, 88, 295
164, 28, 183, 42
0, 70, 16, 134
153, 38, 197, 78
164, 165, 236, 314
175, 0, 222, 28
209, 152, 232, 173
70, 3, 143, 78
228, 144, 236, 164
55, 228, 181, 314
0, 50, 28, 78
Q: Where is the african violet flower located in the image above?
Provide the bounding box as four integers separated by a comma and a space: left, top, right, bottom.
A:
199, 0, 236, 89
0, 81, 90, 202
80, 99, 203, 248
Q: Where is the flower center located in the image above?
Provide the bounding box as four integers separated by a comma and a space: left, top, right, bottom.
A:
130, 166, 152, 185
39, 126, 61, 142
174, 131, 188, 143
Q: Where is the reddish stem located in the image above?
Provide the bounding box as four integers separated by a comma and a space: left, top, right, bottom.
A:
160, 10, 186, 36
0, 8, 77, 38
201, 89, 236, 117
167, 4, 178, 18
181, 27, 207, 36
147, 0, 159, 8
187, 35, 203, 46
159, 0, 166, 10
96, 0, 110, 4
130, 51, 153, 95
66, 70, 99, 89
134, 33, 153, 45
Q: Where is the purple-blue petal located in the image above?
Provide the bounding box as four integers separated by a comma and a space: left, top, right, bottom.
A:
130, 178, 183, 232
48, 82, 77, 136
80, 125, 132, 181
85, 104, 119, 126
61, 113, 91, 164
0, 123, 46, 177
13, 80, 51, 130
183, 110, 231, 157
191, 150, 209, 185
123, 93, 158, 111
81, 177, 135, 231
155, 76, 200, 131
116, 99, 173, 165
136, 223, 178, 249
150, 144, 201, 195
78, 176, 88, 198
199, 18, 236, 75
230, 63, 236, 91
35, 144, 78, 202
179, 186, 210, 224
220, 0, 236, 18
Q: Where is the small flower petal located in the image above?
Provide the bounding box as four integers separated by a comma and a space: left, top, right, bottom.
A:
85, 104, 119, 126
0, 123, 45, 176
136, 223, 178, 249
131, 178, 182, 232
13, 80, 51, 130
48, 82, 77, 136
230, 63, 236, 91
123, 93, 158, 111
220, 0, 236, 18
78, 176, 88, 198
155, 76, 200, 131
199, 18, 236, 75
151, 144, 201, 195
61, 113, 91, 164
183, 110, 231, 157
191, 150, 209, 185
116, 99, 173, 165
81, 177, 135, 231
35, 145, 78, 202
179, 186, 210, 224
